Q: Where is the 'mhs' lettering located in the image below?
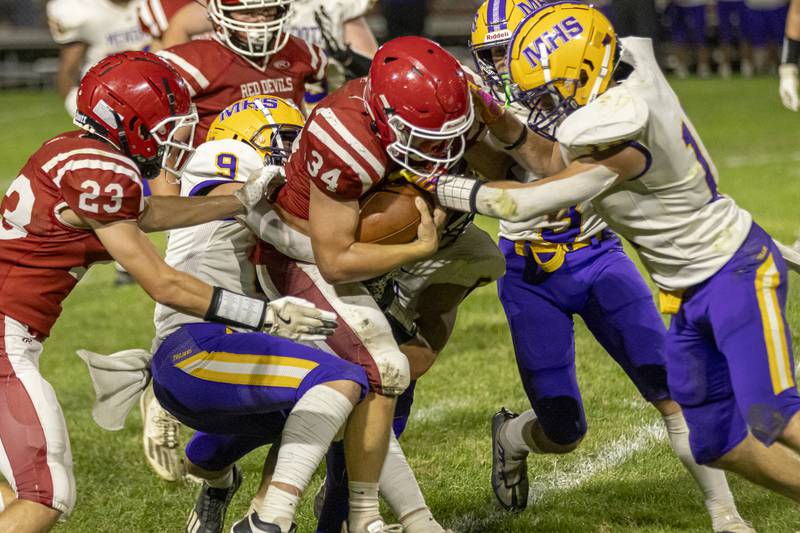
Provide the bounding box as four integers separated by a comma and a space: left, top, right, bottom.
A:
522, 16, 583, 69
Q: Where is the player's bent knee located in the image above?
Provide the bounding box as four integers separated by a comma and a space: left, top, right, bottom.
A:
534, 396, 587, 449
373, 349, 410, 396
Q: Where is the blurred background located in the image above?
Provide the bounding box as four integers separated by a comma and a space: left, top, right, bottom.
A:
0, 0, 788, 88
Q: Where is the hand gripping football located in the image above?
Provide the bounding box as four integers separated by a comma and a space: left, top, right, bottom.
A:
355, 182, 433, 245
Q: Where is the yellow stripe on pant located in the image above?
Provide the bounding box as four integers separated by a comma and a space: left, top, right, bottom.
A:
175, 351, 319, 388
755, 253, 794, 395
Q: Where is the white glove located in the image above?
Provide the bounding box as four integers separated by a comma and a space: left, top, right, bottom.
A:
264, 296, 338, 342
779, 64, 799, 111
234, 165, 286, 210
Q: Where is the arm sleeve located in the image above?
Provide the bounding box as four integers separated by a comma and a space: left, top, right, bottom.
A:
60, 159, 144, 222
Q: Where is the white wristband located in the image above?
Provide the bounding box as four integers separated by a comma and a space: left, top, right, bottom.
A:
434, 174, 482, 213
204, 287, 267, 330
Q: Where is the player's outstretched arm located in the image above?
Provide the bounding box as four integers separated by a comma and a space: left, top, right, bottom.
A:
309, 186, 446, 284
138, 165, 281, 232
89, 219, 337, 340
473, 87, 563, 177
426, 145, 646, 222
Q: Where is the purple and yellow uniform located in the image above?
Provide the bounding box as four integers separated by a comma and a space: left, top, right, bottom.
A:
151, 138, 367, 470
493, 107, 669, 445
551, 37, 799, 463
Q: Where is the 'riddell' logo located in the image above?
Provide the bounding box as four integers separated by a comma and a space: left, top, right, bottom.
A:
485, 30, 511, 42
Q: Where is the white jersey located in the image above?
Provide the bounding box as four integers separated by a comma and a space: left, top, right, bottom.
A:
46, 0, 151, 74
287, 0, 371, 49
153, 139, 263, 341
496, 102, 607, 244
556, 37, 752, 291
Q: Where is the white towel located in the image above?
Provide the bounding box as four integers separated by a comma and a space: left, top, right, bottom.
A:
75, 349, 153, 431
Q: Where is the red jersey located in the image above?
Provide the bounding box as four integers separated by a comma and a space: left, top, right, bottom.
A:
277, 78, 391, 219
137, 0, 192, 39
0, 132, 144, 336
157, 36, 328, 144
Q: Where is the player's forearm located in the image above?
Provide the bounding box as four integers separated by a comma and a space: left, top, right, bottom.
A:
315, 241, 432, 284
486, 112, 561, 176
432, 165, 618, 222
138, 195, 244, 232
150, 268, 215, 317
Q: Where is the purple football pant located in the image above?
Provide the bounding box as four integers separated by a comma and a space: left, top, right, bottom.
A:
744, 5, 788, 47
717, 1, 746, 44
670, 4, 708, 45
666, 223, 800, 465
497, 234, 670, 446
150, 322, 368, 471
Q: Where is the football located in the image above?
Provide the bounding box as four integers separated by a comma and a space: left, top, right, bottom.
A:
355, 182, 433, 245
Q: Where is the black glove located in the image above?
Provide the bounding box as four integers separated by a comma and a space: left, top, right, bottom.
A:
315, 6, 372, 79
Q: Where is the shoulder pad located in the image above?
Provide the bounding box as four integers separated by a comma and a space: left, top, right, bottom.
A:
46, 0, 88, 40
181, 139, 264, 196
556, 85, 649, 150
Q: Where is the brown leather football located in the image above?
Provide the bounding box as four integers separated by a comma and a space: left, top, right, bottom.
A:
355, 182, 433, 245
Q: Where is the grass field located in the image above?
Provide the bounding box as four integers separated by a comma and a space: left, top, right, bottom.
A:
1, 77, 799, 532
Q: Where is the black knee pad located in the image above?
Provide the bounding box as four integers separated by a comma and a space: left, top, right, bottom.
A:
534, 396, 587, 446
634, 364, 670, 401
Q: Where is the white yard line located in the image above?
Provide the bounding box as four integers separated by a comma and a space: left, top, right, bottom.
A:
720, 151, 800, 169
448, 420, 666, 532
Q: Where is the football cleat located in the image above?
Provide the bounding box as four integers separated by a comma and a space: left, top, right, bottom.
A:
712, 513, 756, 533
341, 519, 403, 533
186, 466, 243, 533
140, 385, 184, 481
491, 407, 529, 512
230, 512, 296, 533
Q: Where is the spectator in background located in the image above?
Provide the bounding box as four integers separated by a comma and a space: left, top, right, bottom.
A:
380, 0, 427, 39
46, 0, 151, 117
779, 0, 800, 110
670, 0, 712, 78
606, 0, 659, 40
717, 0, 752, 77
745, 0, 789, 74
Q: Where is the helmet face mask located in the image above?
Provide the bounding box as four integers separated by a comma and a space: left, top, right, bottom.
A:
518, 80, 579, 140
208, 0, 294, 65
383, 105, 474, 178
150, 108, 199, 179
250, 123, 301, 165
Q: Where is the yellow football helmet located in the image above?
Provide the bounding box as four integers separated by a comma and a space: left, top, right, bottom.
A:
207, 94, 305, 165
508, 2, 618, 139
469, 0, 550, 104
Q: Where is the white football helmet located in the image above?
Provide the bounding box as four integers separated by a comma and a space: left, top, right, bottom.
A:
208, 0, 295, 64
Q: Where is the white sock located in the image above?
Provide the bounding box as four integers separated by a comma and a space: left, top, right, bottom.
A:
205, 468, 233, 489
501, 409, 541, 459
257, 485, 299, 532
348, 481, 381, 529
662, 412, 741, 524
260, 384, 355, 523
379, 433, 426, 518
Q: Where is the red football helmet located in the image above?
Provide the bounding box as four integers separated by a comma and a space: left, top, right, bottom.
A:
366, 36, 474, 178
75, 50, 198, 179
